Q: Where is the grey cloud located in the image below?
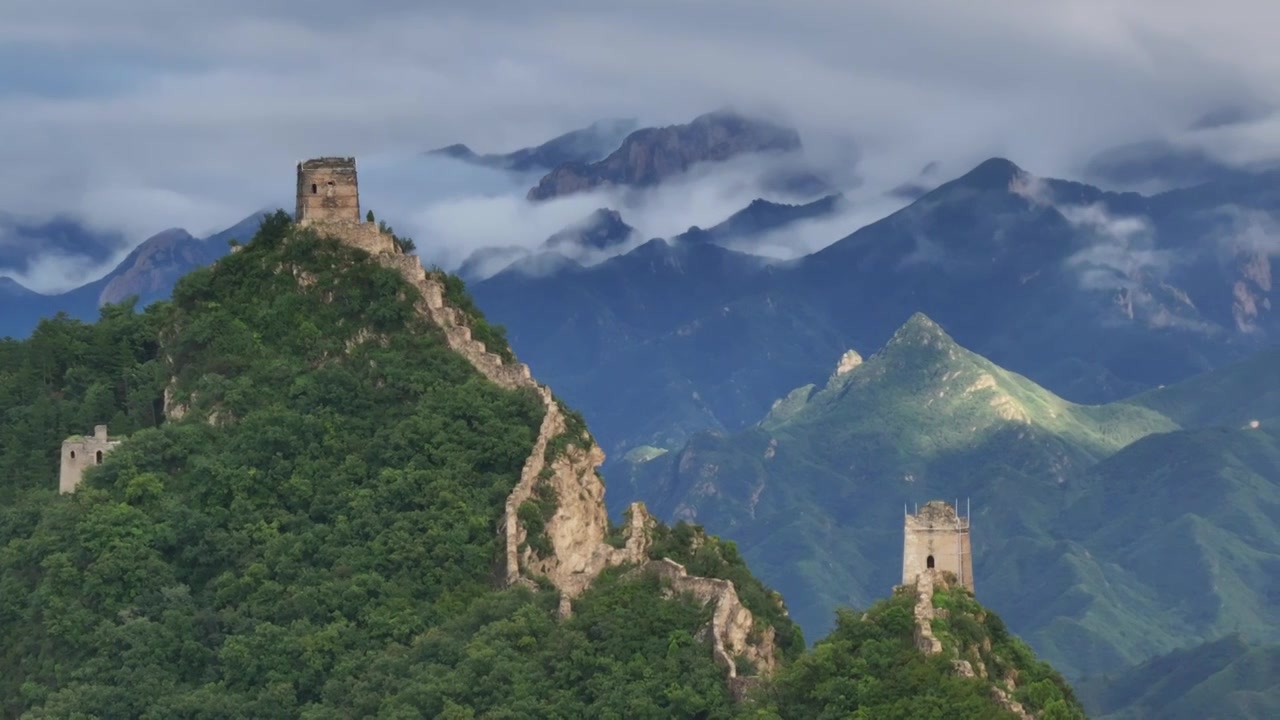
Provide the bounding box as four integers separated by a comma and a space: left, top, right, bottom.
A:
4, 0, 1280, 290
1210, 206, 1280, 258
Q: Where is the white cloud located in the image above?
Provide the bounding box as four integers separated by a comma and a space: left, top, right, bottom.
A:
1211, 206, 1280, 258
4, 0, 1280, 289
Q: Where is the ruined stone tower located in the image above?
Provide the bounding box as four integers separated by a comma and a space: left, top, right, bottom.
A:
296, 157, 360, 225
902, 500, 974, 592
59, 425, 121, 494
294, 157, 396, 254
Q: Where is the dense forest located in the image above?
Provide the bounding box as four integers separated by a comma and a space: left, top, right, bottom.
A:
0, 212, 1082, 718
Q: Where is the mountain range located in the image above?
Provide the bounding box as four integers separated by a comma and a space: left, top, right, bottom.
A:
617, 312, 1280, 685
469, 156, 1279, 486
0, 212, 267, 339
1078, 634, 1280, 719
427, 117, 639, 173
5, 111, 1280, 717
0, 212, 1082, 718
2, 110, 836, 340
525, 110, 823, 201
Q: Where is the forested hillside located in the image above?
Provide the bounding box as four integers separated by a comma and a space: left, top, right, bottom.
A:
624, 312, 1280, 682
0, 213, 1078, 718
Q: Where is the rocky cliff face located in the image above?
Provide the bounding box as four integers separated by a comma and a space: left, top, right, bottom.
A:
527, 111, 803, 201
638, 557, 778, 687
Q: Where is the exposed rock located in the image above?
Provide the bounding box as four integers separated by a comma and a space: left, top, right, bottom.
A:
832, 349, 863, 378
635, 558, 778, 680
911, 569, 943, 655
527, 110, 802, 201
908, 570, 1034, 720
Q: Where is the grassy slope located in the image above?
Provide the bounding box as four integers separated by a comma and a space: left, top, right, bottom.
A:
1124, 346, 1280, 428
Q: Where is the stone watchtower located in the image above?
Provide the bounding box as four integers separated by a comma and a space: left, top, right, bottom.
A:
902, 500, 974, 592
294, 157, 397, 255
59, 425, 121, 494
296, 157, 361, 225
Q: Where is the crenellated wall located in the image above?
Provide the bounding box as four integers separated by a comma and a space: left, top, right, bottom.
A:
162, 157, 788, 688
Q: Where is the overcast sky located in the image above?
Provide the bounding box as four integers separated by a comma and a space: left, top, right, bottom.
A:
3, 0, 1280, 291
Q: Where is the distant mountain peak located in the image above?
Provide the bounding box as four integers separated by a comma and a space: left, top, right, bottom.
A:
527, 110, 804, 201
956, 157, 1027, 189
687, 193, 844, 246
431, 143, 479, 161
428, 118, 638, 173
543, 208, 634, 252
884, 312, 953, 348
0, 276, 34, 297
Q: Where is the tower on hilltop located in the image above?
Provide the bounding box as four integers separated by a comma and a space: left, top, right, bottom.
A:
296, 157, 360, 225
902, 500, 974, 592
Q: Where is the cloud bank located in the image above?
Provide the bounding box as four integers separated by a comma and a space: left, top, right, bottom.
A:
4, 0, 1280, 290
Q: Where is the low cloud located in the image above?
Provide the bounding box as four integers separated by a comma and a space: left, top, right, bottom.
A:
5, 0, 1280, 290
1211, 206, 1280, 258
1064, 203, 1171, 291
369, 149, 864, 275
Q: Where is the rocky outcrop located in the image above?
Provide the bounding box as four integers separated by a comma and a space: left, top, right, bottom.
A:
911, 569, 944, 655
379, 250, 650, 598
638, 558, 778, 683
908, 570, 1034, 720
527, 110, 802, 201
1232, 251, 1273, 332
831, 349, 864, 380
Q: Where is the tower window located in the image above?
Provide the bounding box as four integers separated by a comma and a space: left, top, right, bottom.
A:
926, 555, 935, 569
69, 450, 76, 459
96, 451, 103, 464
312, 183, 317, 194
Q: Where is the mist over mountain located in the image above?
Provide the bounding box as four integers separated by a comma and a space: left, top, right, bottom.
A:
427, 118, 639, 173
468, 156, 1279, 482
526, 110, 813, 201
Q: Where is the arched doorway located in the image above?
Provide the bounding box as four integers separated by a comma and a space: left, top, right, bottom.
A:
926, 555, 935, 569
95, 450, 103, 464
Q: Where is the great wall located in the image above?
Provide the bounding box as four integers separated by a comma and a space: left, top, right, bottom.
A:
62, 156, 778, 688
